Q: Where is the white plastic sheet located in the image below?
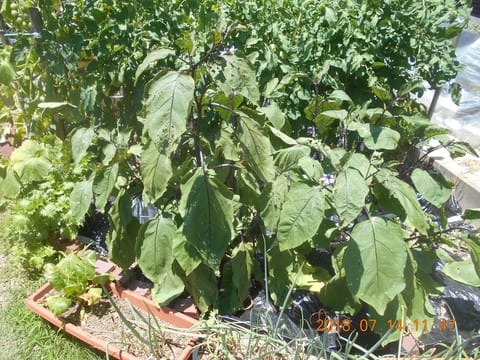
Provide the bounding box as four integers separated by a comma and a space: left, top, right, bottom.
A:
426, 17, 480, 150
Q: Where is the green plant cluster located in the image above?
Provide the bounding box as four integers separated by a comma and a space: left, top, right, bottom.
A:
0, 135, 90, 272
1, 0, 480, 345
43, 250, 111, 316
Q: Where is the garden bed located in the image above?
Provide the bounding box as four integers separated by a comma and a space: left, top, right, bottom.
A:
26, 282, 198, 360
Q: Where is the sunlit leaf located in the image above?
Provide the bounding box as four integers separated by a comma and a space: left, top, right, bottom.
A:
411, 168, 451, 208
345, 217, 407, 315
140, 142, 172, 203
70, 179, 93, 222
277, 182, 324, 251
144, 71, 194, 153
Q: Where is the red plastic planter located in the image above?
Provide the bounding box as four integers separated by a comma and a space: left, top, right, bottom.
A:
26, 282, 198, 360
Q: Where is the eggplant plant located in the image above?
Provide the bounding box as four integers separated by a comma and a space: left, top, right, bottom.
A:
1, 0, 479, 345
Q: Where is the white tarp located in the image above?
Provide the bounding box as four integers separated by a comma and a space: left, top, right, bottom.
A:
426, 17, 480, 150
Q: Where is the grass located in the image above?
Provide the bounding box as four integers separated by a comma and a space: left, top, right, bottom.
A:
0, 216, 103, 360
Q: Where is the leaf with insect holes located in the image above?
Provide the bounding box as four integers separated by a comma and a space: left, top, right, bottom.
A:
144, 71, 195, 154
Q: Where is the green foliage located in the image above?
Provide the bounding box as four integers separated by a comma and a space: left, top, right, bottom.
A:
0, 137, 89, 272
43, 250, 112, 316
1, 0, 478, 345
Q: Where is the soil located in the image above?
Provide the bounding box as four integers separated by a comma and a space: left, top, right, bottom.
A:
39, 288, 193, 359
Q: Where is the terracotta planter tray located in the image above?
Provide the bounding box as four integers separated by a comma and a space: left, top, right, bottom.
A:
26, 282, 198, 360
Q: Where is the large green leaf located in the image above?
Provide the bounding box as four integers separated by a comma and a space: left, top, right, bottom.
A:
70, 179, 93, 222
355, 123, 400, 150
135, 48, 175, 83
185, 264, 219, 313
140, 142, 173, 203
94, 163, 119, 211
443, 260, 480, 287
220, 243, 254, 313
10, 140, 51, 183
298, 156, 323, 183
218, 54, 260, 104
238, 115, 275, 183
277, 182, 324, 251
151, 271, 185, 306
0, 60, 15, 86
344, 153, 372, 178
107, 189, 140, 268
179, 169, 234, 269
411, 168, 451, 208
335, 168, 369, 226
71, 127, 95, 164
467, 238, 480, 278
144, 71, 194, 153
137, 218, 185, 305
260, 101, 285, 129
375, 170, 428, 234
266, 245, 295, 306
274, 145, 310, 172
173, 232, 202, 276
0, 167, 20, 198
464, 209, 480, 220
345, 217, 407, 315
260, 174, 289, 234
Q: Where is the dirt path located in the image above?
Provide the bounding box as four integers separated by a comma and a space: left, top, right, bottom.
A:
0, 252, 13, 309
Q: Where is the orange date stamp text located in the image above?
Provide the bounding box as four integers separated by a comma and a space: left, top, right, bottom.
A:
312, 310, 456, 333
